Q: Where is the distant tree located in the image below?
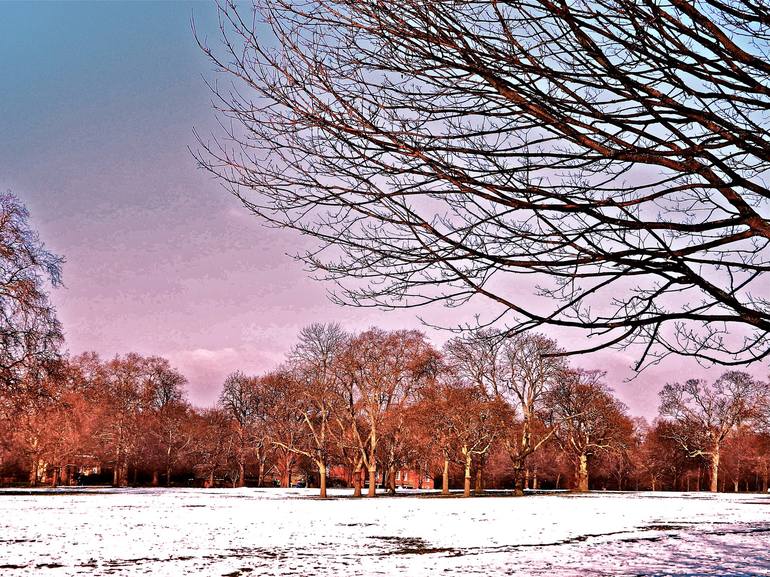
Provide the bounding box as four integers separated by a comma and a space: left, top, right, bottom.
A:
93, 354, 149, 487
139, 357, 191, 486
199, 1, 770, 368
548, 371, 630, 492
218, 371, 265, 487
721, 426, 760, 492
446, 331, 569, 495
636, 420, 677, 491
9, 372, 83, 487
261, 370, 307, 488
338, 328, 437, 496
189, 408, 238, 488
413, 382, 460, 496
0, 193, 63, 392
284, 323, 348, 497
659, 371, 767, 492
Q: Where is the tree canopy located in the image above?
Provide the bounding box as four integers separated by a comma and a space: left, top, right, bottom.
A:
198, 0, 770, 369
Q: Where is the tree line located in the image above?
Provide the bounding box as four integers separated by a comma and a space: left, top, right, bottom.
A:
2, 323, 768, 497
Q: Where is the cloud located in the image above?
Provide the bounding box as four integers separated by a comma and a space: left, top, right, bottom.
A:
165, 347, 261, 408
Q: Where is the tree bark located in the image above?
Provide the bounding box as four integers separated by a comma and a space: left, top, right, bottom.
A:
576, 453, 589, 492
238, 461, 246, 488
710, 450, 720, 493
318, 461, 327, 498
257, 459, 265, 488
29, 457, 37, 487
513, 465, 525, 497
367, 466, 377, 497
463, 450, 472, 498
442, 457, 449, 495
151, 470, 159, 487
353, 464, 363, 497
475, 463, 484, 495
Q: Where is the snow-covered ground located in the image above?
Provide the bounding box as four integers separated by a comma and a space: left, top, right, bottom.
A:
1, 488, 769, 576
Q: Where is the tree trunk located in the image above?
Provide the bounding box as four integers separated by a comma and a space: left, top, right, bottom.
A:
733, 479, 739, 493
257, 459, 265, 488
576, 453, 589, 492
555, 473, 561, 490
29, 458, 38, 487
238, 461, 246, 488
513, 465, 525, 497
367, 466, 377, 497
442, 457, 449, 495
50, 467, 59, 487
318, 461, 327, 498
388, 464, 396, 495
710, 451, 720, 493
463, 451, 472, 498
353, 464, 363, 497
166, 464, 172, 487
367, 428, 377, 497
151, 470, 159, 487
475, 463, 484, 495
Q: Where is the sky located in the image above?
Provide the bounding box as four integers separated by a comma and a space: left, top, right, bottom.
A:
1, 1, 766, 415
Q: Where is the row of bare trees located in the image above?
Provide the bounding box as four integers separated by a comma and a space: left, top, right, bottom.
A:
2, 324, 768, 496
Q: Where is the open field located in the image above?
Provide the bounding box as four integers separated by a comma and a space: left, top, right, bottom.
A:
1, 488, 769, 576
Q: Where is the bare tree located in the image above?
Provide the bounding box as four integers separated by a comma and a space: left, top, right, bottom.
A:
659, 371, 767, 492
218, 371, 265, 487
548, 370, 630, 491
197, 0, 770, 368
284, 323, 348, 497
338, 328, 437, 496
140, 357, 191, 486
446, 331, 568, 495
260, 370, 307, 488
0, 193, 63, 391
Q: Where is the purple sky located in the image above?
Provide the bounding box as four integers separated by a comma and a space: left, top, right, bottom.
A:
2, 2, 766, 416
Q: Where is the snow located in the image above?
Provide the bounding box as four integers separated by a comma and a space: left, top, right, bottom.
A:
1, 488, 769, 576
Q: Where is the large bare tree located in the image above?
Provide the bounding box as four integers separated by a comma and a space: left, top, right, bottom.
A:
548, 370, 631, 491
283, 322, 348, 497
0, 193, 63, 390
658, 370, 767, 492
198, 0, 770, 367
446, 330, 569, 494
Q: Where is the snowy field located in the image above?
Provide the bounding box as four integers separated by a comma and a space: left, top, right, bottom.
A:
1, 488, 769, 576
